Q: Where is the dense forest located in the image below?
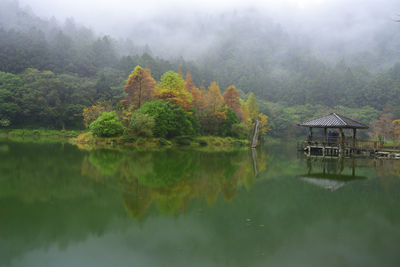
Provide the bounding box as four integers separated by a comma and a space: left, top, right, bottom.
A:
1, 0, 400, 138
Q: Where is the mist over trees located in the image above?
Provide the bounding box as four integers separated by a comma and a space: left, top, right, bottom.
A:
1, 0, 400, 138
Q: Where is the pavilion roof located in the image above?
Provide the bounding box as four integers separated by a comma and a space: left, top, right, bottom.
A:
298, 113, 368, 129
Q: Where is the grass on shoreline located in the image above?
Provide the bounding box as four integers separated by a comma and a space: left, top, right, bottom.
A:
0, 129, 81, 138
0, 129, 82, 144
71, 132, 250, 150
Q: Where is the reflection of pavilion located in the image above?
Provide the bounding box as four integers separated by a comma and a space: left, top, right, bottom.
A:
298, 158, 366, 191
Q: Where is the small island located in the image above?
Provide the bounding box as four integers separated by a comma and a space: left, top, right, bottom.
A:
72, 66, 269, 148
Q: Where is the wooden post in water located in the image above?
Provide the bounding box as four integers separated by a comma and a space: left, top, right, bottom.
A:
251, 148, 258, 176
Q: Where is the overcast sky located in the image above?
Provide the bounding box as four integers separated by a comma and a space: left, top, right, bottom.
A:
19, 0, 398, 35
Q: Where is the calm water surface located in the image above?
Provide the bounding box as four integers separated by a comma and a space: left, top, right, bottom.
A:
0, 140, 400, 267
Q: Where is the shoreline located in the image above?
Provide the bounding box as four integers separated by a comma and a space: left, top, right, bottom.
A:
0, 129, 251, 150
71, 132, 250, 150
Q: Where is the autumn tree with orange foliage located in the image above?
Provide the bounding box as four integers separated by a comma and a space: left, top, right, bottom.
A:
197, 81, 227, 135
184, 73, 206, 113
123, 65, 157, 110
223, 85, 242, 118
183, 72, 193, 92
153, 71, 193, 110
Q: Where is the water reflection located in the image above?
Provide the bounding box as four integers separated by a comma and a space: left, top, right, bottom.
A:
298, 158, 366, 191
81, 148, 268, 219
2, 141, 400, 267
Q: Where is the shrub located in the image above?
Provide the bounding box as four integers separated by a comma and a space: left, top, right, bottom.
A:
158, 138, 170, 146
135, 100, 195, 138
0, 118, 10, 128
33, 129, 40, 136
174, 135, 193, 146
231, 123, 249, 139
199, 140, 208, 146
127, 113, 155, 138
89, 111, 124, 137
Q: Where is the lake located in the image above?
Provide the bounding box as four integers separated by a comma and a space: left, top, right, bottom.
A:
0, 140, 400, 267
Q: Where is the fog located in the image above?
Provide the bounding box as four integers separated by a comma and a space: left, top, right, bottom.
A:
2, 0, 400, 133
9, 0, 400, 64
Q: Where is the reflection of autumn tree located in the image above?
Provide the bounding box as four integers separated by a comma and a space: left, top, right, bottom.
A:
81, 156, 105, 182
81, 149, 268, 219
374, 160, 400, 179
120, 175, 152, 219
155, 181, 191, 215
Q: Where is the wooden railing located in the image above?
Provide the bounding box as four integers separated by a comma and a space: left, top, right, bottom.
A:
302, 138, 379, 150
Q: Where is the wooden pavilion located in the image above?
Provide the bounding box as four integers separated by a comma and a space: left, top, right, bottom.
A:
298, 113, 369, 157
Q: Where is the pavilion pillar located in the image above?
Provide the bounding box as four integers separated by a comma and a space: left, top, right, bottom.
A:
308, 127, 313, 141
324, 128, 327, 143
339, 128, 344, 156
353, 128, 357, 148
339, 128, 343, 144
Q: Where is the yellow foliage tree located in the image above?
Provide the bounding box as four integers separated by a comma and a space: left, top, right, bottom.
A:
207, 81, 224, 113
153, 71, 193, 110
239, 99, 250, 123
258, 113, 269, 135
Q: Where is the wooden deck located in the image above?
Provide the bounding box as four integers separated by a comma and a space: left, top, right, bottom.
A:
298, 138, 380, 157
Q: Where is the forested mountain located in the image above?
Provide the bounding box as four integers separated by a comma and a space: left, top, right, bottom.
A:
1, 0, 400, 137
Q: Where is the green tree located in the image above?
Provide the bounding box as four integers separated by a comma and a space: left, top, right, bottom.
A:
223, 108, 240, 136
231, 123, 249, 139
127, 113, 155, 138
135, 100, 195, 138
246, 92, 258, 121
0, 72, 23, 126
